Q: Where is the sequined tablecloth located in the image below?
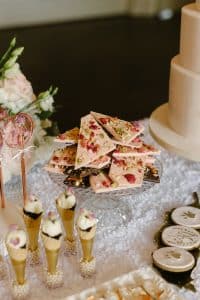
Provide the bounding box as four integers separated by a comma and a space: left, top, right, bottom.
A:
1, 119, 200, 300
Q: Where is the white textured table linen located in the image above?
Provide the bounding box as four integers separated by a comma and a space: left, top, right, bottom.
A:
0, 119, 200, 300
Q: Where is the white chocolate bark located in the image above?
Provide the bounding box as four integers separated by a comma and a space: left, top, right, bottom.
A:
109, 157, 144, 187
75, 114, 115, 169
87, 155, 111, 169
91, 111, 144, 143
44, 163, 66, 174
90, 172, 135, 193
111, 136, 143, 148
112, 143, 160, 158
54, 127, 79, 144
50, 145, 77, 166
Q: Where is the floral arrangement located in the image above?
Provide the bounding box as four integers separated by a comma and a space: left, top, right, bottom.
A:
0, 38, 58, 182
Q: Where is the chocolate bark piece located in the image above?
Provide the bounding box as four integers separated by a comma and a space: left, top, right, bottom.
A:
64, 166, 101, 178
112, 143, 160, 158
111, 136, 142, 149
44, 163, 66, 174
64, 175, 90, 188
90, 172, 140, 193
54, 127, 79, 144
144, 165, 160, 183
91, 111, 144, 143
50, 145, 77, 166
75, 114, 116, 169
109, 157, 144, 188
87, 155, 111, 169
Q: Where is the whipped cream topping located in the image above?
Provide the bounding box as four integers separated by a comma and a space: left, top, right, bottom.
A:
24, 195, 43, 214
42, 212, 62, 238
57, 188, 76, 209
6, 225, 26, 249
77, 209, 97, 231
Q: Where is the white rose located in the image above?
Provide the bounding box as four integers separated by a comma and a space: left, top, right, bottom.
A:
3, 72, 35, 102
0, 88, 7, 103
39, 95, 54, 112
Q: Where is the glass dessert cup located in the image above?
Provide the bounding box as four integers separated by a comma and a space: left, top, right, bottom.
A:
6, 246, 30, 299
42, 253, 64, 289
56, 201, 77, 256
77, 210, 97, 278
23, 211, 42, 266
79, 238, 96, 278
41, 233, 64, 289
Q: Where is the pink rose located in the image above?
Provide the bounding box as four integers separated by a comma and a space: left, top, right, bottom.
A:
3, 72, 35, 102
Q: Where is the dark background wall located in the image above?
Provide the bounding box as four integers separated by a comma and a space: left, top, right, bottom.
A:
0, 14, 180, 131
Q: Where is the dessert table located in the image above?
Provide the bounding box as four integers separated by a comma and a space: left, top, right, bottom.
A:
0, 119, 200, 300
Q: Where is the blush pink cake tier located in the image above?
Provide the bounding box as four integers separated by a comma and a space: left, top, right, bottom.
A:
150, 1, 200, 161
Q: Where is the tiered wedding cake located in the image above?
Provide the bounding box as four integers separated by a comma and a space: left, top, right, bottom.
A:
150, 0, 200, 161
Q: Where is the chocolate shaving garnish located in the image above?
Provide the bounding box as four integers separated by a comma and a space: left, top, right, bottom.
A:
42, 231, 62, 240
144, 166, 160, 183
23, 209, 43, 220
70, 203, 77, 211
64, 175, 90, 188
83, 226, 92, 232
64, 166, 101, 178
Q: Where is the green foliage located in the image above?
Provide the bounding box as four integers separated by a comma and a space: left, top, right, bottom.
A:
19, 85, 58, 114
37, 110, 53, 120
0, 37, 24, 79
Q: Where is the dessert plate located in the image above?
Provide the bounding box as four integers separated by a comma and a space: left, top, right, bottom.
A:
66, 266, 183, 300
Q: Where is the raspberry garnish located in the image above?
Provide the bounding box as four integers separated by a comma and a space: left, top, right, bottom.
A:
124, 174, 136, 184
